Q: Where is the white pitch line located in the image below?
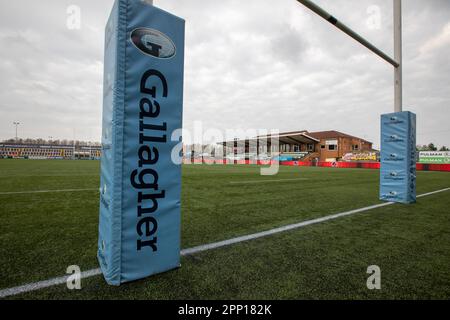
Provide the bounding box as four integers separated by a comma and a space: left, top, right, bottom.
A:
0, 269, 102, 299
0, 188, 98, 195
416, 187, 450, 198
1, 186, 449, 299
229, 178, 309, 184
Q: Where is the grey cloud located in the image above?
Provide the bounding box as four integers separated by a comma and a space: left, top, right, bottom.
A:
0, 0, 449, 149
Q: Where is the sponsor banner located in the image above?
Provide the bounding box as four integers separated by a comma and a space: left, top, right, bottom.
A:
343, 152, 377, 162
419, 151, 450, 164
98, 0, 184, 285
379, 112, 416, 204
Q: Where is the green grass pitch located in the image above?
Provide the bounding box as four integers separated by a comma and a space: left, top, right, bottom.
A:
0, 159, 449, 299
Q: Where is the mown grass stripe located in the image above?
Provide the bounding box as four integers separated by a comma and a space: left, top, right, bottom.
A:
0, 188, 98, 195
229, 178, 309, 184
1, 187, 448, 298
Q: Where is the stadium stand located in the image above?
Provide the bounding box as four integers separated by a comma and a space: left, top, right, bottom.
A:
0, 143, 101, 160
218, 130, 376, 162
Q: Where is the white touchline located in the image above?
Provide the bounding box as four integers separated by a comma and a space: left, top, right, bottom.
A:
229, 178, 309, 184
0, 187, 449, 298
0, 188, 99, 195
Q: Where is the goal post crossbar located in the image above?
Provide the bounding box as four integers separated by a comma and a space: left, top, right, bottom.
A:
296, 0, 399, 67
296, 0, 402, 112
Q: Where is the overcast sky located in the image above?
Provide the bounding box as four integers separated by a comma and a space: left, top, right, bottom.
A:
0, 0, 449, 148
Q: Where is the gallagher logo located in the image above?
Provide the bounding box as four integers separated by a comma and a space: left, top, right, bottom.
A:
131, 28, 176, 59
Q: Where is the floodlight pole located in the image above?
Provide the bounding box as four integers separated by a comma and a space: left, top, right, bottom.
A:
296, 0, 402, 112
13, 122, 20, 142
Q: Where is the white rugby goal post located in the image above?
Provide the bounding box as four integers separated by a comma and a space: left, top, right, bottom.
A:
296, 0, 403, 112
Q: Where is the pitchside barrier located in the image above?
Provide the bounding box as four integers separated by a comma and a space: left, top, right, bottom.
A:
184, 159, 450, 172
183, 159, 278, 165
98, 0, 184, 285
287, 161, 381, 169
281, 161, 450, 172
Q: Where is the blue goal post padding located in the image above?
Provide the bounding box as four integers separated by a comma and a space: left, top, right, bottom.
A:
98, 0, 185, 285
380, 111, 416, 204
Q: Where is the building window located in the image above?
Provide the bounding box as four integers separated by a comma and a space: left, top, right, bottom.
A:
321, 145, 325, 149
352, 144, 359, 151
328, 145, 337, 151
307, 144, 314, 151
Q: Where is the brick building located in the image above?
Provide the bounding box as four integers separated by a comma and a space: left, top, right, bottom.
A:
219, 130, 374, 162
308, 130, 373, 162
